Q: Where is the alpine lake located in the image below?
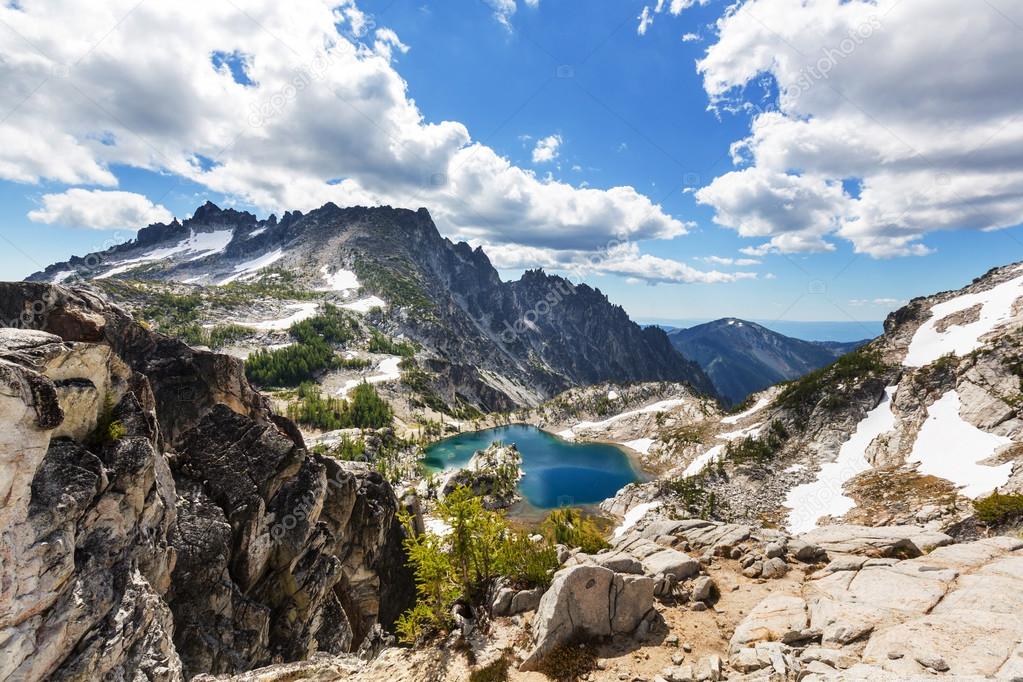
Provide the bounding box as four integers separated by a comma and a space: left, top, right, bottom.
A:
421, 424, 642, 510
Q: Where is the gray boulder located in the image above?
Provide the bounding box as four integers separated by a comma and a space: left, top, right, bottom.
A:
520, 565, 655, 670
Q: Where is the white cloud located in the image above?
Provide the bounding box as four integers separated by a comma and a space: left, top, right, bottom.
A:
700, 255, 761, 266
681, 33, 701, 42
531, 134, 562, 163
0, 0, 698, 273
638, 0, 709, 34
694, 0, 1023, 258
486, 0, 536, 29
372, 28, 409, 61
637, 6, 654, 35
28, 189, 173, 230
480, 240, 756, 285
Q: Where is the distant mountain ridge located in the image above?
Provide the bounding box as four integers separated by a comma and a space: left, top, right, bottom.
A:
29, 201, 715, 409
666, 317, 867, 406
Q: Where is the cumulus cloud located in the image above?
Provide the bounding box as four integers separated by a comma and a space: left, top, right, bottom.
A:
480, 240, 757, 284
28, 189, 173, 230
0, 0, 726, 285
531, 134, 561, 163
693, 0, 1023, 258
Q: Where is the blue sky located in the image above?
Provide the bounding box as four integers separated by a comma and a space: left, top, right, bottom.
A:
1, 0, 1021, 332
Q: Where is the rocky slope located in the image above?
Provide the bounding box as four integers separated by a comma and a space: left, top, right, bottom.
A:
28, 202, 713, 411
189, 518, 1023, 681
666, 319, 865, 407
563, 261, 1023, 538
0, 282, 414, 680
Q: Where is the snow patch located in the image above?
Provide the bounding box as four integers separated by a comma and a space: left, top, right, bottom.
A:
336, 355, 402, 397
341, 296, 387, 313
562, 398, 690, 437
97, 228, 234, 279
623, 438, 655, 454
720, 421, 764, 441
785, 386, 898, 534
50, 270, 75, 283
908, 390, 1013, 498
613, 501, 661, 539
904, 272, 1023, 367
721, 396, 771, 425
243, 302, 319, 331
319, 265, 360, 293
683, 444, 724, 477
248, 227, 266, 237
218, 248, 285, 285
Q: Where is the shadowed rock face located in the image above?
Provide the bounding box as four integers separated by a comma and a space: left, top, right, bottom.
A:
0, 282, 414, 680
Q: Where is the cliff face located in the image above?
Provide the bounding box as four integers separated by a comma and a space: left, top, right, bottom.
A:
0, 283, 413, 680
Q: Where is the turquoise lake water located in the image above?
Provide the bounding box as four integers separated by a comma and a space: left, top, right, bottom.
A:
422, 424, 640, 509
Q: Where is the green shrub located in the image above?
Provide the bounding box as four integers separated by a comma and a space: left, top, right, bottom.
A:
776, 347, 889, 416
87, 393, 126, 447
974, 492, 1023, 525
397, 487, 561, 643
724, 420, 790, 465
542, 508, 609, 554
498, 532, 559, 590
662, 473, 722, 518
311, 434, 365, 461
286, 382, 393, 431
368, 330, 416, 357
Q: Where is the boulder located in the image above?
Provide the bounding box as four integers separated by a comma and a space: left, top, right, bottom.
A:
760, 557, 789, 579
799, 524, 952, 558
690, 576, 716, 602
520, 565, 655, 670
730, 594, 811, 652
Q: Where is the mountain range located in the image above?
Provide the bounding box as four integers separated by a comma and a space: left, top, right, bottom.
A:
666, 318, 867, 406
29, 201, 714, 410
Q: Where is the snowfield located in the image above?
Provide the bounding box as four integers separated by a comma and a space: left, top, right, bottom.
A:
319, 265, 360, 293
623, 437, 655, 454
218, 248, 285, 285
613, 501, 661, 538
341, 296, 387, 313
560, 398, 691, 438
908, 390, 1013, 498
904, 271, 1023, 367
97, 229, 234, 279
683, 443, 724, 477
242, 302, 320, 331
721, 396, 771, 425
336, 355, 402, 397
784, 386, 898, 534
